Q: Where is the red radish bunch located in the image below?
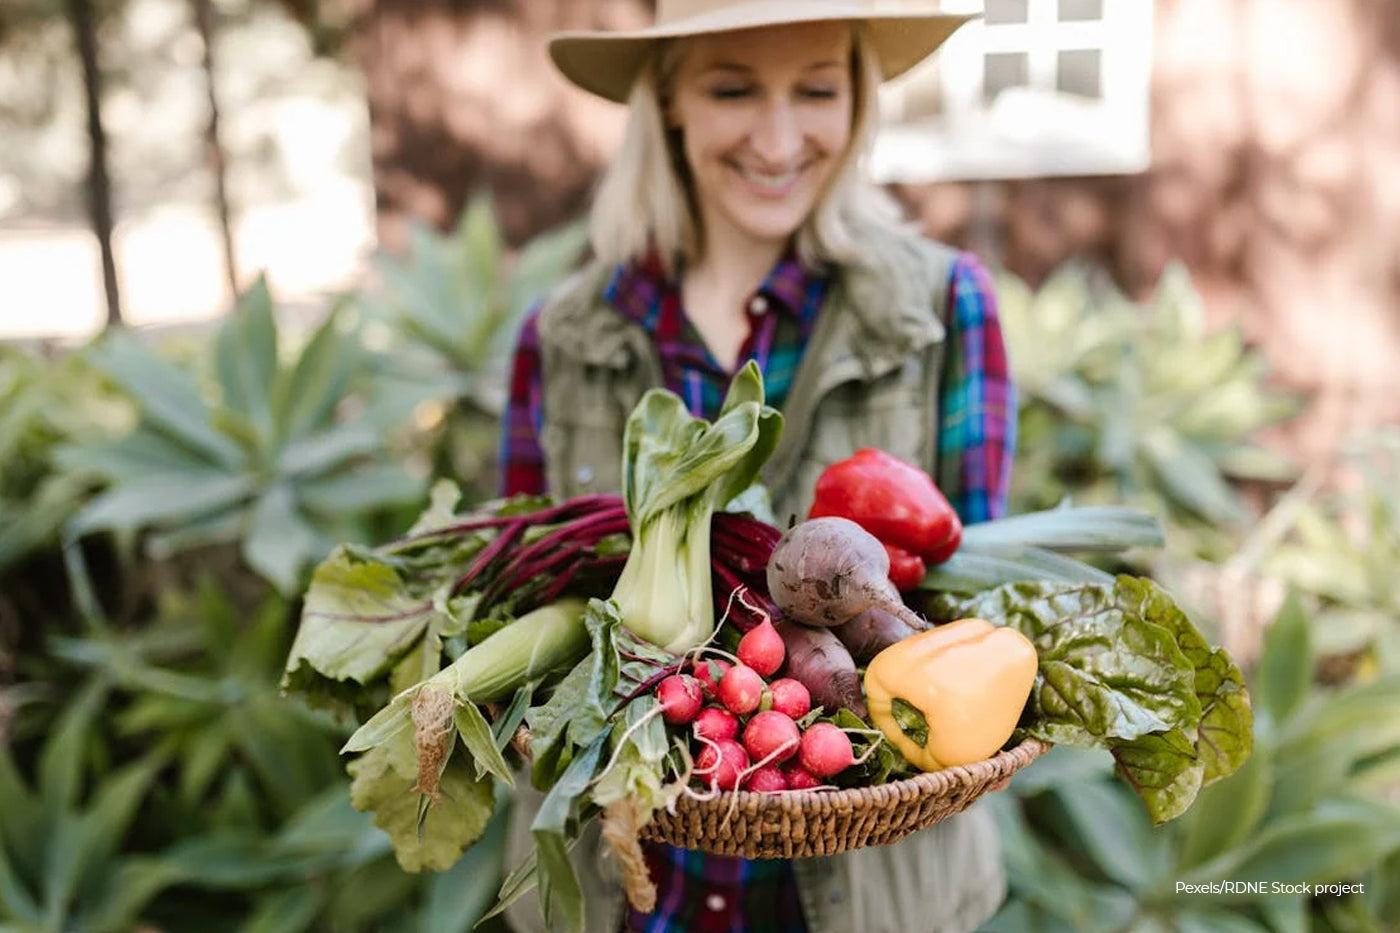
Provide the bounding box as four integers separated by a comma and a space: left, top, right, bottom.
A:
798, 723, 856, 778
691, 659, 731, 699
717, 664, 765, 716
694, 706, 739, 743
647, 623, 873, 795
695, 739, 749, 791
656, 674, 703, 725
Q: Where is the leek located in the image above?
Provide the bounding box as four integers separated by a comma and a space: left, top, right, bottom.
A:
611, 362, 782, 652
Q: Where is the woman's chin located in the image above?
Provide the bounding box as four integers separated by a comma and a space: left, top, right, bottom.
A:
723, 203, 815, 247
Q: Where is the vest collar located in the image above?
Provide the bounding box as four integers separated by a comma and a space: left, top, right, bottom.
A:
543, 227, 948, 378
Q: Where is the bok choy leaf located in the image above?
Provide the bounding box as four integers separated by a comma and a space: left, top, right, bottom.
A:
611, 360, 781, 651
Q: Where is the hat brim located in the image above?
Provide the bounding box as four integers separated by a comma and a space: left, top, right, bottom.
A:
549, 5, 976, 103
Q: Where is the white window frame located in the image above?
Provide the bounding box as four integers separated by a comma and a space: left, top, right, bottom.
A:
870, 0, 1154, 183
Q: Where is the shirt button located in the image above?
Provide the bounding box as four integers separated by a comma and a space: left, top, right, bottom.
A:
575, 464, 595, 485
748, 295, 769, 315
705, 894, 726, 912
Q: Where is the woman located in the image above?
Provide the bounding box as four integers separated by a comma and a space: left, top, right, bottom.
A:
499, 3, 1016, 931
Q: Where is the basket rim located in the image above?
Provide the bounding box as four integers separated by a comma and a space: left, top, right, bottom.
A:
675, 735, 1051, 813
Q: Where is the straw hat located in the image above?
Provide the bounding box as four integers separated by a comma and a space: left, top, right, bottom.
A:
549, 0, 976, 103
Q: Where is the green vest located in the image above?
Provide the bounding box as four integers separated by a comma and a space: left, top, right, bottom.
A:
533, 225, 956, 524
505, 227, 1009, 933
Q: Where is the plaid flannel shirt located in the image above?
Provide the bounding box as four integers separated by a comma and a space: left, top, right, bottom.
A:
499, 249, 1016, 933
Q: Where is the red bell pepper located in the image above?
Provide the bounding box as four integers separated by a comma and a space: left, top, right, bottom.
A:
882, 543, 927, 592
808, 448, 963, 566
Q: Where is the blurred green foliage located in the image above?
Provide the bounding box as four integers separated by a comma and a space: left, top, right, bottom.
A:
1261, 430, 1400, 675
356, 192, 587, 503
984, 593, 1400, 933
1, 215, 1395, 931
58, 276, 427, 596
997, 262, 1302, 561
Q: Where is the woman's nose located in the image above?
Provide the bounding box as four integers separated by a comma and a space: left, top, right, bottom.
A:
750, 100, 803, 164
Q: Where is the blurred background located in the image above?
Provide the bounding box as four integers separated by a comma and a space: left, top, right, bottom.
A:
1, 1, 1398, 931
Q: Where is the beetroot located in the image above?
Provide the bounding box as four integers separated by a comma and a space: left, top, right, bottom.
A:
774, 619, 866, 719
833, 607, 924, 663
742, 711, 801, 765
767, 517, 926, 630
767, 678, 811, 720
693, 706, 739, 744
799, 723, 856, 778
737, 619, 785, 678
656, 674, 704, 725
717, 664, 765, 716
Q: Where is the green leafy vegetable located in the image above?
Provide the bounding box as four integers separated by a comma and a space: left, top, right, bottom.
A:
282, 545, 463, 711
931, 576, 1253, 824
503, 599, 685, 933
612, 360, 782, 651
347, 737, 495, 872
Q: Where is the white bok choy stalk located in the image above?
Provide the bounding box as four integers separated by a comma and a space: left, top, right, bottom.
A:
611, 361, 782, 652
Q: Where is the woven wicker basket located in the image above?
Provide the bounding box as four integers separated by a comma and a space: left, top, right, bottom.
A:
637, 737, 1050, 859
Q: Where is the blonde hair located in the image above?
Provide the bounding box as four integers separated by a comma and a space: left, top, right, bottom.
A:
589, 25, 906, 274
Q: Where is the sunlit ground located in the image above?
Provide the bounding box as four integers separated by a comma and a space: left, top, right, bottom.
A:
0, 0, 374, 342
0, 187, 375, 341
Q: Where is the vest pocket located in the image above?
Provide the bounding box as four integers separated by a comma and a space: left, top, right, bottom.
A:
539, 363, 631, 498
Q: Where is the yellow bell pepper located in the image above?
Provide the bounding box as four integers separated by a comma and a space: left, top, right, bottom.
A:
864, 618, 1038, 772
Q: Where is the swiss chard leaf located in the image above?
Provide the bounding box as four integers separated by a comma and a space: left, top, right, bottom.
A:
282, 546, 444, 706
956, 581, 1199, 744
1115, 576, 1252, 785
936, 576, 1252, 824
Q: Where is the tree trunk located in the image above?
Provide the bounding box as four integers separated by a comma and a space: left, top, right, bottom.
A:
67, 0, 122, 327
194, 0, 239, 297
355, 0, 652, 252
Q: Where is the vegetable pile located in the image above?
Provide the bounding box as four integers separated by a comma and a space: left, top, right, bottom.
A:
281, 363, 1254, 933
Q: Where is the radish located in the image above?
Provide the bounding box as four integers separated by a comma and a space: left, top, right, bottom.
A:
695, 738, 749, 791
691, 659, 731, 699
656, 674, 703, 725
799, 723, 856, 778
767, 678, 811, 720
693, 706, 739, 744
744, 765, 789, 793
783, 764, 823, 791
767, 517, 927, 631
742, 711, 800, 765
717, 664, 765, 716
737, 619, 785, 678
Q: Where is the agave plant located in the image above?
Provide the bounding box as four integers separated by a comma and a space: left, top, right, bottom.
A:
39, 573, 513, 932
357, 194, 589, 499
983, 592, 1400, 933
998, 261, 1303, 556
0, 678, 184, 933
57, 277, 432, 595
0, 345, 131, 572
1261, 428, 1400, 675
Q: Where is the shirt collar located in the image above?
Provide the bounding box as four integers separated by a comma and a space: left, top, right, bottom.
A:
605, 247, 827, 338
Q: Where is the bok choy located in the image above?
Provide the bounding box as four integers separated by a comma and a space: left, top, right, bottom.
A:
611, 360, 781, 651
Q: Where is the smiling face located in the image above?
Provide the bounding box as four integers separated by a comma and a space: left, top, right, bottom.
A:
666, 21, 856, 257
